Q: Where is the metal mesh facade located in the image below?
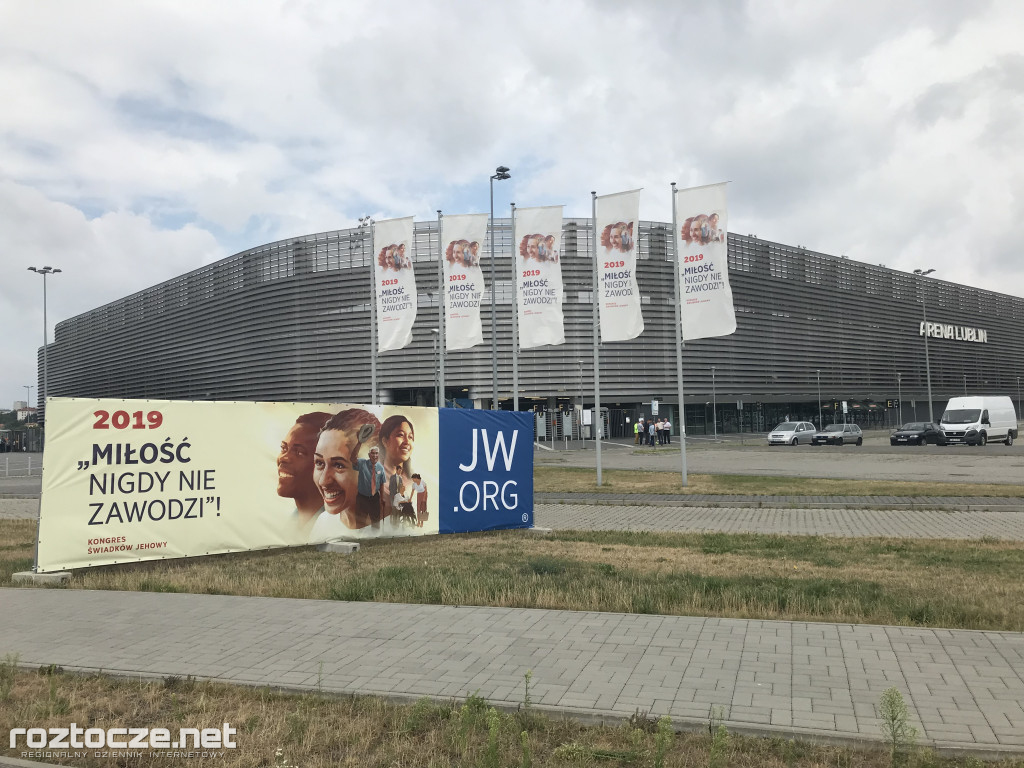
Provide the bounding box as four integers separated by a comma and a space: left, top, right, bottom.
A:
44, 221, 1024, 417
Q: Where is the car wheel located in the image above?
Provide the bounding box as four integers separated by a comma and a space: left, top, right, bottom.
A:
919, 437, 926, 445
1006, 433, 1014, 446
789, 437, 797, 446
836, 437, 844, 446
979, 432, 987, 446
856, 437, 863, 446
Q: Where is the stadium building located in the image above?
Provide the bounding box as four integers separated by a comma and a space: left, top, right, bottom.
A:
41, 219, 1024, 438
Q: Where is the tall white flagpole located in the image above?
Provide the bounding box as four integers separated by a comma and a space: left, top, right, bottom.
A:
671, 183, 688, 485
437, 210, 445, 408
591, 191, 602, 485
369, 225, 377, 405
511, 203, 519, 412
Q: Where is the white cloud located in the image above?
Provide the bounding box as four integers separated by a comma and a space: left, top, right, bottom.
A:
2, 0, 1023, 404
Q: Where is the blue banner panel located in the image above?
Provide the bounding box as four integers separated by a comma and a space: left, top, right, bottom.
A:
438, 409, 534, 534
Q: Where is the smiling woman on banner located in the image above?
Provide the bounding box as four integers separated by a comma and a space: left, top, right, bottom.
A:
379, 414, 417, 527
307, 408, 381, 540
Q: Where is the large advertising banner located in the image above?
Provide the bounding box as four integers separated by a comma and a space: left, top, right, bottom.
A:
441, 213, 489, 351
35, 398, 533, 572
595, 189, 644, 342
373, 216, 417, 352
675, 182, 736, 340
438, 409, 534, 533
514, 205, 565, 348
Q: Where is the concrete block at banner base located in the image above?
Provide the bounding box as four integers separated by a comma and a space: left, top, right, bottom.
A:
12, 570, 72, 586
317, 540, 360, 554
527, 526, 553, 536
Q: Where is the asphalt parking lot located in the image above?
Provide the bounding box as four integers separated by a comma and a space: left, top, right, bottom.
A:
4, 434, 1023, 497
537, 431, 1024, 485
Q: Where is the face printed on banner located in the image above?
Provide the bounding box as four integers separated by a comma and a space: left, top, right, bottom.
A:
277, 423, 318, 499
313, 430, 360, 516
382, 419, 414, 466
277, 412, 330, 516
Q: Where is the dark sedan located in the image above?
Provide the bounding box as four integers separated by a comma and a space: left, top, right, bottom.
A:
890, 422, 947, 446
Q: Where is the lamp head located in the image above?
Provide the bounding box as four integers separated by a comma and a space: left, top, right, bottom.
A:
913, 268, 935, 276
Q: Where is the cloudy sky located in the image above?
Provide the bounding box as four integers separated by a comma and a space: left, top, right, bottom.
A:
3, 0, 1023, 409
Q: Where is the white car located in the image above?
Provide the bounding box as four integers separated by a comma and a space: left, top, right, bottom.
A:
767, 421, 817, 446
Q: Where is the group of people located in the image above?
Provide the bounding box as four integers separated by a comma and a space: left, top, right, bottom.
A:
600, 221, 635, 253
520, 233, 559, 263
275, 409, 428, 541
681, 212, 725, 246
0, 437, 22, 452
445, 239, 481, 268
633, 416, 672, 446
378, 243, 412, 272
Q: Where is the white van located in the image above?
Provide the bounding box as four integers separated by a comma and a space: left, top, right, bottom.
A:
939, 396, 1018, 446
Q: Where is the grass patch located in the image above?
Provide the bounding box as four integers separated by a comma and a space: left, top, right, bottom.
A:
4, 521, 1023, 631
535, 466, 1024, 497
2, 669, 1022, 768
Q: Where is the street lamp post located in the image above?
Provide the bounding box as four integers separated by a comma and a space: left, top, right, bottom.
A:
897, 373, 903, 426
358, 217, 375, 403
816, 369, 822, 429
578, 359, 584, 443
914, 268, 936, 423
431, 329, 440, 406
489, 166, 510, 410
27, 266, 61, 424
711, 366, 717, 440
23, 385, 33, 408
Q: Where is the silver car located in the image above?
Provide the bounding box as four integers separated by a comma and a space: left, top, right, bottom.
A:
767, 421, 817, 446
811, 423, 864, 446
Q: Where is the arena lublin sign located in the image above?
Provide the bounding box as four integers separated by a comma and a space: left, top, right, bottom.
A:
919, 322, 988, 343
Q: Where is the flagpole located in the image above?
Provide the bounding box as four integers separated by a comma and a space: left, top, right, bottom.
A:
511, 203, 519, 412
369, 224, 377, 405
671, 183, 688, 485
437, 210, 445, 408
591, 191, 602, 486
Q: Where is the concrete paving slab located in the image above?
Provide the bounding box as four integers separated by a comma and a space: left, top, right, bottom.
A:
1, 588, 1023, 756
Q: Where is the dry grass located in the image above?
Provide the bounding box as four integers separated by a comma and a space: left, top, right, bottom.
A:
2, 664, 1020, 768
4, 520, 1023, 631
535, 467, 1024, 496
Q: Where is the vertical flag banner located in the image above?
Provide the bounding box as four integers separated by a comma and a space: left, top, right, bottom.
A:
595, 189, 644, 342
442, 213, 489, 351
514, 205, 565, 348
675, 183, 736, 339
373, 216, 417, 352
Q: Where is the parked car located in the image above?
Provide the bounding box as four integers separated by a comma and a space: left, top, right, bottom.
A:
939, 395, 1018, 446
890, 422, 947, 446
767, 421, 817, 446
811, 423, 863, 446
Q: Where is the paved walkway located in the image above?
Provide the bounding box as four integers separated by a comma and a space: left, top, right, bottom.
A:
1, 589, 1022, 755
4, 494, 1024, 756
535, 504, 1024, 540
537, 492, 1024, 510
13, 498, 1024, 541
